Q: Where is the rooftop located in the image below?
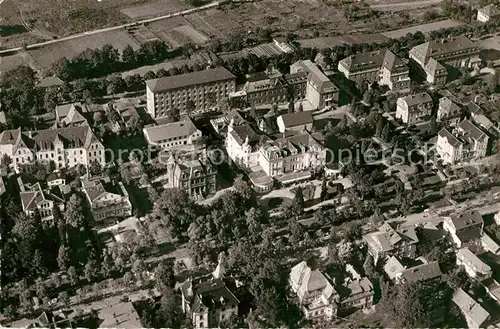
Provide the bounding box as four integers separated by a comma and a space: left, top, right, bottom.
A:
452, 288, 489, 326
399, 92, 433, 107
146, 67, 236, 93
479, 4, 500, 17
400, 261, 442, 283
457, 247, 491, 274
278, 111, 314, 128
143, 117, 199, 143
412, 36, 478, 62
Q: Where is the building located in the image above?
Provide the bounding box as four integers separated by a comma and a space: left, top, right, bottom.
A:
180, 264, 239, 329
452, 288, 490, 329
384, 256, 442, 284
443, 211, 484, 248
165, 153, 217, 200
483, 278, 500, 305
395, 92, 433, 124
364, 223, 419, 264
482, 233, 500, 255
0, 126, 105, 173
258, 132, 326, 178
143, 117, 202, 150
338, 266, 374, 311
146, 67, 237, 119
456, 247, 492, 279
226, 118, 269, 169
55, 103, 88, 127
277, 112, 314, 133
237, 71, 308, 107
82, 177, 132, 221
468, 102, 494, 131
19, 181, 65, 222
338, 49, 411, 92
210, 110, 246, 136
47, 172, 66, 187
424, 58, 448, 86
437, 97, 461, 126
436, 120, 489, 165
289, 261, 339, 320
409, 36, 481, 70
290, 60, 339, 109
477, 4, 500, 22
111, 98, 142, 129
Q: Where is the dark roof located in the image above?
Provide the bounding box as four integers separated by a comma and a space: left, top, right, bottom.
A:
146, 67, 236, 92
401, 92, 433, 107
401, 261, 442, 283
451, 210, 484, 230
191, 279, 239, 313
438, 128, 463, 147
479, 4, 500, 17
459, 119, 487, 141
279, 111, 314, 128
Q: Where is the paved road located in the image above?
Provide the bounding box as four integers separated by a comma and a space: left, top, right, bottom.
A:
0, 1, 221, 55
370, 0, 442, 11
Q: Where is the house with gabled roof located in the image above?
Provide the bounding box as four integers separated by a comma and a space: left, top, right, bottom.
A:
55, 103, 89, 127
338, 265, 374, 311
478, 4, 500, 22
453, 288, 490, 328
226, 117, 270, 169
443, 210, 484, 248
395, 92, 433, 125
456, 247, 492, 280
82, 176, 132, 221
364, 223, 419, 264
482, 233, 500, 255
17, 177, 65, 222
437, 97, 461, 126
143, 117, 202, 150
424, 58, 448, 86
277, 112, 314, 133
289, 261, 339, 320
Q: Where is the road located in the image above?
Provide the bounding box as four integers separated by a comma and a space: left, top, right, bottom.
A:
0, 1, 222, 55
370, 0, 442, 11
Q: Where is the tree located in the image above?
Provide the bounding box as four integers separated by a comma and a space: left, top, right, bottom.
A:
185, 100, 195, 114
320, 176, 328, 201
58, 291, 70, 306
376, 118, 385, 137
233, 174, 256, 203
363, 254, 375, 278
288, 100, 294, 113
132, 259, 145, 281
122, 45, 136, 66
155, 262, 176, 292
57, 245, 70, 271
157, 288, 184, 328
32, 249, 47, 278
84, 259, 98, 282
298, 102, 303, 112
68, 266, 78, 286
1, 65, 36, 89
64, 194, 85, 228
88, 161, 102, 177
293, 186, 305, 215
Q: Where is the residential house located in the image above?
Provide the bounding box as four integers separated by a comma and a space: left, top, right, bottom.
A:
146, 67, 237, 119
456, 247, 492, 279
37, 76, 65, 89
143, 117, 203, 150
437, 97, 461, 126
18, 180, 65, 222
483, 278, 500, 305
55, 103, 89, 127
180, 264, 239, 329
363, 223, 419, 264
290, 60, 339, 109
338, 49, 411, 92
82, 177, 132, 221
0, 126, 105, 173
468, 102, 494, 131
289, 261, 339, 320
210, 110, 246, 136
443, 211, 484, 247
477, 4, 500, 22
277, 112, 314, 133
384, 256, 442, 283
338, 266, 374, 311
395, 92, 433, 124
165, 153, 217, 200
436, 120, 489, 164
47, 172, 66, 187
482, 233, 500, 255
424, 58, 448, 86
452, 288, 490, 328
258, 132, 326, 178
410, 36, 481, 70
111, 98, 142, 129
226, 118, 269, 169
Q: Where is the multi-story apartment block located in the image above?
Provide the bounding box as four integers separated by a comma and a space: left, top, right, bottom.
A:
443, 210, 484, 248
456, 247, 492, 279
364, 223, 419, 264
165, 153, 217, 200
424, 58, 448, 86
477, 4, 500, 22
143, 117, 202, 150
395, 92, 433, 124
240, 71, 308, 107
436, 119, 489, 164
146, 67, 237, 119
409, 36, 481, 70
437, 97, 461, 126
290, 60, 339, 109
18, 180, 65, 222
0, 126, 105, 173
289, 261, 339, 320
338, 49, 410, 92
258, 132, 326, 177
82, 177, 132, 221
55, 103, 88, 127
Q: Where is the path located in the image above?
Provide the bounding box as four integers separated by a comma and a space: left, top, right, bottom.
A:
370, 0, 442, 11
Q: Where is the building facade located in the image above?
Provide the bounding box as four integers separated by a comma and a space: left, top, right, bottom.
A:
364, 223, 419, 264
477, 4, 500, 22
146, 67, 237, 119
424, 58, 448, 86
82, 177, 132, 221
437, 97, 461, 126
19, 181, 65, 222
436, 119, 489, 164
442, 211, 484, 248
456, 247, 492, 279
0, 126, 105, 173
395, 92, 433, 124
143, 117, 202, 150
338, 49, 411, 92
277, 112, 314, 133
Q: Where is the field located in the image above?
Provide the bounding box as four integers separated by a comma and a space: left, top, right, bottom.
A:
120, 0, 189, 19
0, 52, 39, 72
382, 19, 465, 39
298, 34, 390, 50
28, 29, 141, 68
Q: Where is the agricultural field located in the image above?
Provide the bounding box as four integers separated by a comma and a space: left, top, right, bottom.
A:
120, 0, 189, 19
0, 52, 39, 72
382, 19, 465, 39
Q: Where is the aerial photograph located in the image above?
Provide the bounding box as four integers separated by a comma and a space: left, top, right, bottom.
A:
3, 0, 500, 327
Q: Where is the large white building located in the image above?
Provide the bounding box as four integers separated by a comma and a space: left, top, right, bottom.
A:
0, 126, 105, 173
395, 92, 433, 124
436, 119, 488, 164
477, 4, 500, 22
456, 247, 492, 280
143, 117, 202, 150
